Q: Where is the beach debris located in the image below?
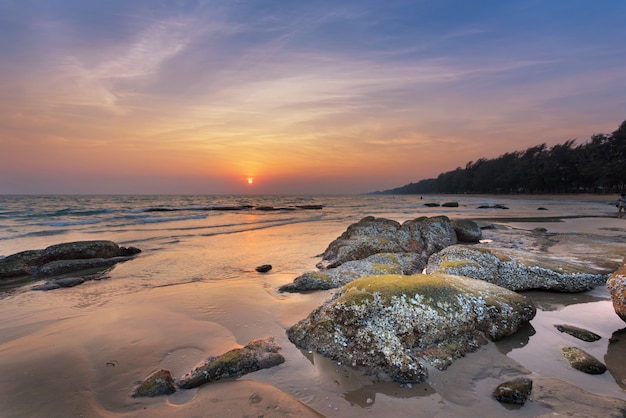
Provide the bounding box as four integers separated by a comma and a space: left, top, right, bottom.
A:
562, 347, 607, 374
286, 273, 535, 383
606, 257, 626, 323
132, 369, 177, 397
255, 264, 272, 273
178, 336, 284, 389
0, 240, 141, 289
425, 245, 608, 292
554, 324, 601, 342
492, 377, 533, 405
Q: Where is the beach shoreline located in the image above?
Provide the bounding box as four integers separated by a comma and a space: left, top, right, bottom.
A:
0, 196, 625, 417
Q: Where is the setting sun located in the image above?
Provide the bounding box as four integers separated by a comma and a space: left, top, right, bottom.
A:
247, 177, 254, 185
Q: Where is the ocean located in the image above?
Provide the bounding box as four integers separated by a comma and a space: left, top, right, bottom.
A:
0, 194, 624, 417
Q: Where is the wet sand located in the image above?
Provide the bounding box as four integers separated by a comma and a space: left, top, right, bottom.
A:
1, 216, 625, 417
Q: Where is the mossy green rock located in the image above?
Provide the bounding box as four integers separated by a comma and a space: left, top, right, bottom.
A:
562, 347, 607, 374
287, 273, 535, 383
132, 369, 176, 397
279, 253, 427, 292
425, 245, 607, 292
178, 337, 284, 389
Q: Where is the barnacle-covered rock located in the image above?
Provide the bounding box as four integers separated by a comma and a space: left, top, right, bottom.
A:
425, 245, 607, 292
286, 273, 535, 383
279, 253, 427, 292
492, 377, 533, 404
318, 216, 457, 269
178, 337, 284, 389
607, 257, 626, 323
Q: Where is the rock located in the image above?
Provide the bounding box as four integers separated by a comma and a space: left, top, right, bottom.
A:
425, 245, 608, 292
32, 277, 86, 291
255, 264, 272, 273
118, 246, 141, 256
441, 201, 458, 207
423, 203, 440, 207
279, 253, 427, 293
31, 282, 62, 291
451, 219, 482, 243
554, 324, 601, 342
477, 204, 509, 209
562, 347, 606, 374
40, 240, 121, 263
492, 377, 533, 404
132, 369, 177, 397
286, 273, 535, 383
178, 337, 284, 389
607, 257, 626, 323
537, 207, 548, 210
36, 257, 130, 277
318, 216, 456, 269
0, 259, 31, 280
0, 240, 141, 288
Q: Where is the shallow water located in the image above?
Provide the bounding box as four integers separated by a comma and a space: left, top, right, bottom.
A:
0, 194, 624, 417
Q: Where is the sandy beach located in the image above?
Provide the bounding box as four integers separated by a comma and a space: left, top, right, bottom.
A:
1, 196, 625, 418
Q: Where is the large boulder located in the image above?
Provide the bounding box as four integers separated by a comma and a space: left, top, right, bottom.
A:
319, 216, 456, 269
425, 245, 608, 292
279, 253, 427, 293
286, 273, 535, 383
451, 219, 482, 243
607, 257, 626, 323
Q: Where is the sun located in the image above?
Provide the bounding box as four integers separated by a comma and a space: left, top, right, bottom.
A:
247, 177, 254, 185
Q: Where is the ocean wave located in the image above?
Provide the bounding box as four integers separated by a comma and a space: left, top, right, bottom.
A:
45, 219, 102, 227
139, 214, 208, 224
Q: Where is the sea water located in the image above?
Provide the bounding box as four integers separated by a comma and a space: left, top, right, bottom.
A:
0, 193, 618, 297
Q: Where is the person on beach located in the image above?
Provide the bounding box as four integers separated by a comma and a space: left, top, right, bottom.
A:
618, 193, 626, 218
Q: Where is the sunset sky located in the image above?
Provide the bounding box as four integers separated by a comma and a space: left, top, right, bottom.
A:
1, 0, 625, 195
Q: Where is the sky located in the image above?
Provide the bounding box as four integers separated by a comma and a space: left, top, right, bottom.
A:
1, 0, 625, 195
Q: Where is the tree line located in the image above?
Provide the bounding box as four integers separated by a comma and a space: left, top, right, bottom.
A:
377, 119, 626, 195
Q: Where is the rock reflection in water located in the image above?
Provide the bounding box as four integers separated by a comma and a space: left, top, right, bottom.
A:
494, 321, 536, 354
606, 327, 626, 390
343, 380, 435, 408
521, 290, 607, 311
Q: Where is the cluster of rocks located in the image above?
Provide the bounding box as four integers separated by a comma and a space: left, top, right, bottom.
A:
277, 214, 624, 409
0, 240, 141, 290
133, 337, 283, 397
